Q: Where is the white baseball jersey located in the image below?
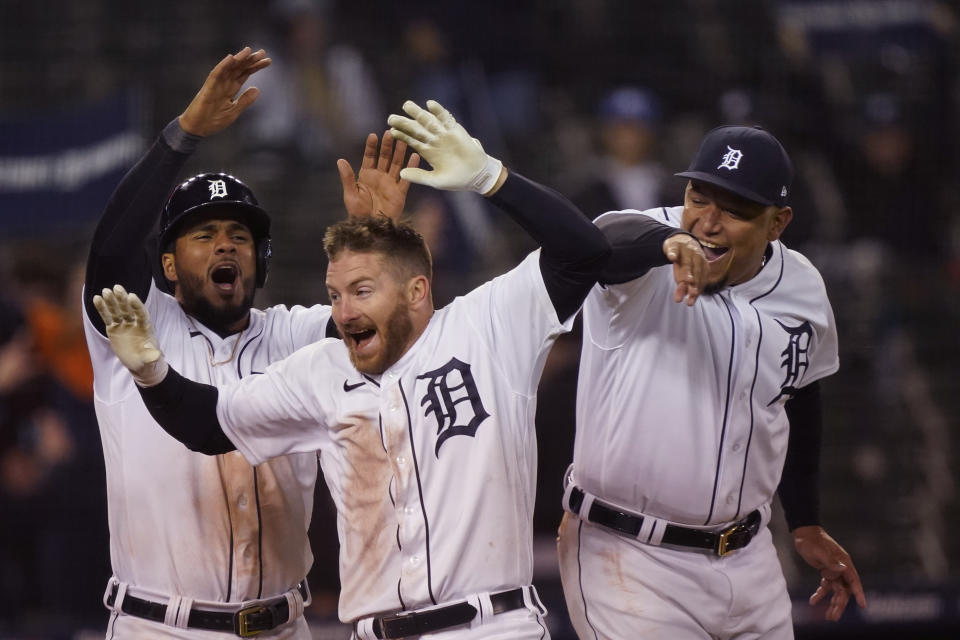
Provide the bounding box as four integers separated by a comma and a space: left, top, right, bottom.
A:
571, 206, 839, 527
83, 280, 331, 602
213, 251, 569, 623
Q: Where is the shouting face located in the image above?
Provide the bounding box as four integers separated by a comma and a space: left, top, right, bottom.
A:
326, 250, 421, 375
162, 216, 258, 333
680, 180, 792, 293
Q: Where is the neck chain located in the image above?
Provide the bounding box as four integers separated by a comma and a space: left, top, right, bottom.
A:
209, 332, 243, 367
190, 319, 244, 367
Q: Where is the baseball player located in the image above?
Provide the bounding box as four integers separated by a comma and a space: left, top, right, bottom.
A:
92, 99, 611, 639
83, 47, 417, 638
557, 125, 867, 638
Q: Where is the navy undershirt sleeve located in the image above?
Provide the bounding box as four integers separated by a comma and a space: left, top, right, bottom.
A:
136, 367, 237, 455
84, 119, 200, 335
778, 380, 823, 529
596, 213, 690, 285
487, 172, 611, 322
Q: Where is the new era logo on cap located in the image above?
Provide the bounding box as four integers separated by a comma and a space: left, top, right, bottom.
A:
676, 125, 793, 206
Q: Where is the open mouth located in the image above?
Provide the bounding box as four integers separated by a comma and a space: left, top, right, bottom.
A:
210, 263, 239, 290
699, 240, 730, 262
346, 328, 377, 352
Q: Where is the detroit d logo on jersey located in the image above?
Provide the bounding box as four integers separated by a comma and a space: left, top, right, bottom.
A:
416, 357, 490, 457
768, 319, 813, 405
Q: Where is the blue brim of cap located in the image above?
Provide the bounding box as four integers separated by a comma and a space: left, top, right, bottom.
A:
675, 171, 775, 206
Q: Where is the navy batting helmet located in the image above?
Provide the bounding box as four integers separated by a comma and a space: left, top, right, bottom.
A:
160, 173, 273, 287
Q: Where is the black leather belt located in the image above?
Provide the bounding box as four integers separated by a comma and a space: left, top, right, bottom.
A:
360, 587, 528, 639
106, 581, 307, 637
569, 486, 761, 556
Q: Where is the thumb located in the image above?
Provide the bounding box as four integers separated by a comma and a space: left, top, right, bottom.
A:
234, 86, 261, 112
399, 167, 435, 187
337, 159, 357, 189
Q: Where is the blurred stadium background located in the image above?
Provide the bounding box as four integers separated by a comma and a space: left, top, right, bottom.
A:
2, 0, 959, 638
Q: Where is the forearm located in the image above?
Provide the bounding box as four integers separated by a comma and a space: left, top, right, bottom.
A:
597, 213, 685, 284
136, 367, 237, 455
84, 119, 200, 330
778, 380, 823, 529
488, 172, 611, 320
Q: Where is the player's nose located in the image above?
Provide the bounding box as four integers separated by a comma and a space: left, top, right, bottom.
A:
334, 297, 360, 322
699, 203, 723, 232
213, 231, 238, 253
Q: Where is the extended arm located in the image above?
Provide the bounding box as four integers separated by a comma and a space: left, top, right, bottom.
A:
84, 47, 271, 334
388, 99, 611, 321
487, 173, 609, 321
780, 381, 867, 620
596, 212, 707, 305
84, 121, 197, 332
92, 285, 234, 454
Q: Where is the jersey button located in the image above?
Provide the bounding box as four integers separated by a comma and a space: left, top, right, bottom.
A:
726, 495, 735, 505
410, 555, 420, 565
732, 442, 742, 452
238, 495, 248, 508
396, 456, 406, 466
404, 506, 416, 515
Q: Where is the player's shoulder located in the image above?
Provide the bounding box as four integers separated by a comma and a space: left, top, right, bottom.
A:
780, 242, 827, 284
594, 205, 682, 228
770, 241, 832, 302
298, 335, 349, 362
255, 301, 332, 335
257, 301, 330, 319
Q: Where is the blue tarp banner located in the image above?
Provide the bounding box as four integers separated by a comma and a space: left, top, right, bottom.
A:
0, 90, 145, 238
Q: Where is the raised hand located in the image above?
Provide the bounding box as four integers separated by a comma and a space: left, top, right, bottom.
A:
338, 130, 420, 220
92, 285, 168, 387
387, 100, 504, 195
793, 525, 867, 621
663, 233, 708, 306
179, 47, 272, 137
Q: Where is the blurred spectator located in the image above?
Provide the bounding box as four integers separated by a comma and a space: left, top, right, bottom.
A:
570, 86, 673, 219
835, 92, 952, 264
377, 5, 546, 168
0, 250, 109, 633
240, 0, 385, 170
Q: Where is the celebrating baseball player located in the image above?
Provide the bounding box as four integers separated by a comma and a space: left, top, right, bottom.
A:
83, 47, 418, 638
92, 99, 610, 639
557, 125, 867, 638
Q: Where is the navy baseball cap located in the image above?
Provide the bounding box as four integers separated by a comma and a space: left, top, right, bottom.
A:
160, 172, 270, 251
675, 125, 793, 206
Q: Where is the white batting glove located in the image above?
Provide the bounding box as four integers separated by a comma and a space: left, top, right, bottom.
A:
387, 100, 504, 195
92, 285, 169, 387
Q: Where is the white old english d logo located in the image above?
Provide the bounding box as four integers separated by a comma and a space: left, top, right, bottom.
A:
208, 179, 228, 199
718, 146, 743, 170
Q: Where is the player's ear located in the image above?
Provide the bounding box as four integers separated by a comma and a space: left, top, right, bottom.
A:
406, 275, 429, 307
767, 206, 793, 241
161, 252, 178, 282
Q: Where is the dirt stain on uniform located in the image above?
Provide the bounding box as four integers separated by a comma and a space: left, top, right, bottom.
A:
338, 414, 398, 600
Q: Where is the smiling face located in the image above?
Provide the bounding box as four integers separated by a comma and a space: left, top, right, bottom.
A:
326, 250, 429, 375
681, 180, 792, 293
161, 213, 257, 333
